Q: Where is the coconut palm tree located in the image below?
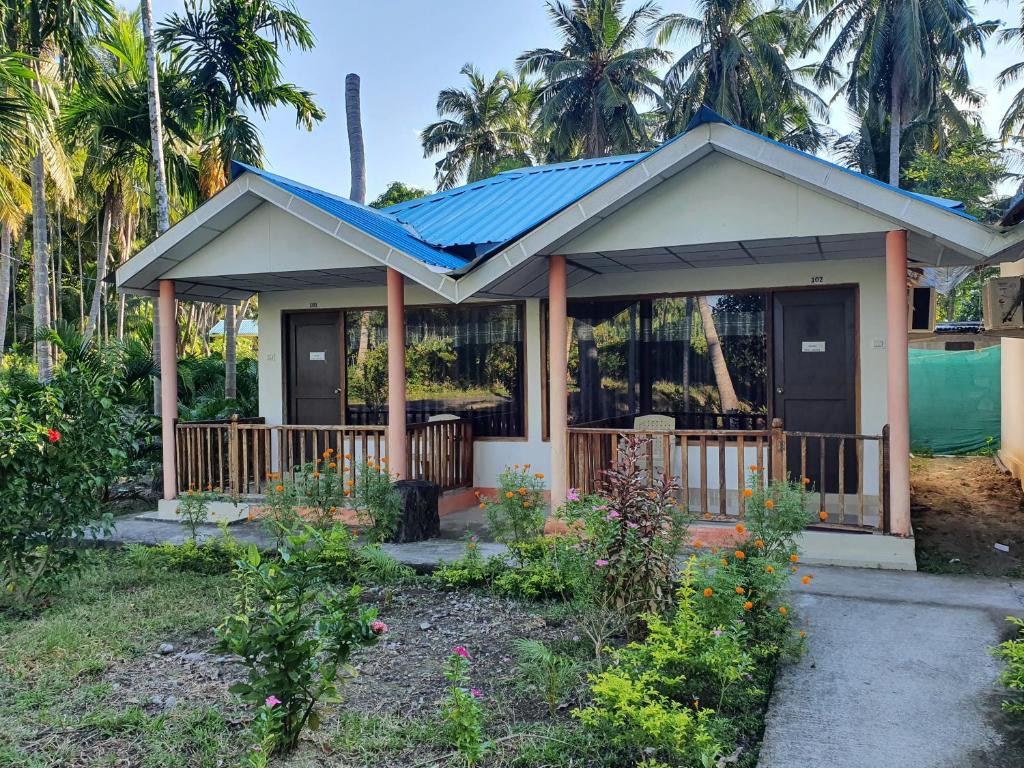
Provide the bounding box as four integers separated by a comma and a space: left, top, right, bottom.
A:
421, 64, 534, 190
994, 9, 1024, 141
800, 0, 990, 186
516, 0, 667, 159
651, 2, 830, 150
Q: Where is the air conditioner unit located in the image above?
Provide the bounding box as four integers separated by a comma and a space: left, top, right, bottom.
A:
908, 286, 936, 334
983, 276, 1024, 337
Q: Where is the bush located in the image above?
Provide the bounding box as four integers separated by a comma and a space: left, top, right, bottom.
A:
494, 536, 589, 601
176, 489, 223, 541
216, 531, 388, 754
440, 646, 489, 764
480, 465, 547, 549
347, 458, 402, 543
434, 535, 506, 589
0, 333, 151, 603
291, 452, 347, 528
994, 616, 1024, 718
512, 638, 583, 717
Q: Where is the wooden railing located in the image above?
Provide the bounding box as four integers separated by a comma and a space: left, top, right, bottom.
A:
175, 417, 473, 497
567, 419, 890, 532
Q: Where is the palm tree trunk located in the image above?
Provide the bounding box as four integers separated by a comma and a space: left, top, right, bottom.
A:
225, 303, 237, 400
0, 226, 11, 364
30, 149, 51, 381
84, 198, 113, 346
345, 73, 366, 204
696, 296, 739, 412
888, 74, 903, 187
142, 0, 171, 415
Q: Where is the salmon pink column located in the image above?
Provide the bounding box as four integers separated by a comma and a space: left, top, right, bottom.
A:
158, 280, 178, 500
886, 231, 911, 536
548, 255, 568, 508
386, 268, 408, 479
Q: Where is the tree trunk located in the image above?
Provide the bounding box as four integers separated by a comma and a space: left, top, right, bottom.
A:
681, 297, 692, 415
696, 296, 739, 412
30, 150, 51, 380
0, 226, 11, 363
83, 198, 114, 345
225, 303, 237, 400
356, 309, 370, 364
142, 0, 171, 414
888, 75, 902, 187
345, 73, 366, 204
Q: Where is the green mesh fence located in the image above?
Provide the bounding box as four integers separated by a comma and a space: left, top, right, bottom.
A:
909, 345, 1001, 455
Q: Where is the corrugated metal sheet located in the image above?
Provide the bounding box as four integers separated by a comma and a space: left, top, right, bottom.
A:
383, 154, 645, 247
231, 162, 469, 271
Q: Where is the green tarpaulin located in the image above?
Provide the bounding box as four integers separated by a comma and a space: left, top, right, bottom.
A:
909, 345, 1001, 455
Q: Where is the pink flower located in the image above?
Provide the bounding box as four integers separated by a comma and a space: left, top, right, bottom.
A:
626, 522, 639, 529
470, 688, 482, 698
594, 559, 609, 568
604, 510, 621, 521
370, 620, 388, 635
566, 488, 581, 502
265, 695, 281, 708
453, 646, 470, 659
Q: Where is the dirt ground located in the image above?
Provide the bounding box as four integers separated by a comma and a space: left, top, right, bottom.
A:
911, 456, 1024, 576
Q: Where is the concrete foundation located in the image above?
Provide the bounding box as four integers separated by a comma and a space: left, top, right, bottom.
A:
144, 499, 251, 524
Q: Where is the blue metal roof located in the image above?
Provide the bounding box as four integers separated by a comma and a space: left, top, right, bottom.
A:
209, 319, 258, 337
230, 162, 470, 271
383, 153, 644, 249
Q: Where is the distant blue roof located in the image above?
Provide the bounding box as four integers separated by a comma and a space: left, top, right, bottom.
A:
230, 162, 470, 271
384, 154, 644, 249
230, 109, 978, 274
209, 319, 258, 337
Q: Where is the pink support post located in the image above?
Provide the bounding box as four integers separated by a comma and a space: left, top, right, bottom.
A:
158, 280, 178, 500
549, 255, 568, 508
885, 231, 911, 535
386, 268, 408, 479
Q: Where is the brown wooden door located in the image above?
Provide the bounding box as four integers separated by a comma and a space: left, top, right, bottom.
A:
772, 288, 856, 492
286, 311, 343, 425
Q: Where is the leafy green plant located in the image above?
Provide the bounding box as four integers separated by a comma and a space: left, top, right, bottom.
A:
434, 535, 507, 589
512, 638, 583, 717
260, 478, 302, 548
481, 465, 547, 550
348, 459, 402, 543
355, 544, 415, 585
176, 489, 221, 541
292, 452, 346, 528
994, 616, 1024, 717
215, 532, 388, 754
493, 536, 588, 600
440, 646, 489, 765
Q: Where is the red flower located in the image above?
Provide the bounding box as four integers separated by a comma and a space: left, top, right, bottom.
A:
47, 428, 61, 443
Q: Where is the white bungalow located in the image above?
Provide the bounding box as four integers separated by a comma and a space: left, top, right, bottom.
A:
116, 109, 1024, 568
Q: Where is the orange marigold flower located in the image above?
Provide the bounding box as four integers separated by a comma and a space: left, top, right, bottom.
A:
802, 476, 811, 485
524, 464, 531, 470
312, 471, 320, 479
345, 479, 354, 487
735, 524, 746, 536
344, 453, 352, 460
329, 506, 337, 514
344, 489, 352, 496
766, 565, 775, 574
735, 586, 745, 594
380, 457, 388, 465
274, 484, 284, 493
744, 601, 753, 611
734, 550, 745, 560
322, 450, 331, 459
703, 587, 713, 598
534, 472, 544, 479
789, 553, 799, 563
790, 566, 800, 574
328, 462, 337, 470
818, 511, 829, 522
721, 558, 729, 567
742, 488, 753, 498
778, 606, 788, 615
799, 630, 806, 638
802, 575, 811, 585
692, 539, 703, 548
710, 546, 719, 555
505, 491, 514, 499
518, 487, 527, 495
479, 503, 485, 509
522, 501, 530, 508
749, 464, 758, 472
754, 539, 765, 549
764, 499, 774, 509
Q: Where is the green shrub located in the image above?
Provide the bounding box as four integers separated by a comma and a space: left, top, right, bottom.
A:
995, 616, 1024, 717
512, 638, 583, 717
434, 535, 506, 589
143, 526, 245, 575
175, 489, 224, 541
347, 459, 402, 543
216, 532, 388, 755
481, 465, 547, 549
440, 646, 489, 764
493, 537, 588, 601
260, 479, 302, 548
291, 453, 347, 529
0, 333, 151, 603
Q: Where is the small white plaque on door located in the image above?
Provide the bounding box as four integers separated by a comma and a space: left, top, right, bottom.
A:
801, 341, 826, 352
309, 351, 326, 361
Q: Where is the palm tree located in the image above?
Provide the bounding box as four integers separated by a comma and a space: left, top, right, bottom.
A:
801, 0, 989, 185
157, 0, 325, 188
516, 0, 667, 159
421, 64, 534, 190
995, 10, 1024, 141
346, 73, 366, 204
651, 2, 829, 150
1, 0, 114, 380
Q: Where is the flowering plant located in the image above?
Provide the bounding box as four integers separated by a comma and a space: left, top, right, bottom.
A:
480, 464, 547, 551
440, 645, 489, 764
346, 457, 402, 543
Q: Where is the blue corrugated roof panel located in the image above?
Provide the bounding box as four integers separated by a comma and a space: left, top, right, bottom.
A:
384, 154, 644, 248
231, 162, 469, 271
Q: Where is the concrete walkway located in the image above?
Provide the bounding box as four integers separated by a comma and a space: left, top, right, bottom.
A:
759, 567, 1024, 768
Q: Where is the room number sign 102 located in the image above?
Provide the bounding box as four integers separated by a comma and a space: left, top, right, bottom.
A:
810, 275, 824, 284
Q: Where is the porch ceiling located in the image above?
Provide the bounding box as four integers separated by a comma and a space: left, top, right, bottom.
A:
172, 267, 389, 299
472, 231, 959, 298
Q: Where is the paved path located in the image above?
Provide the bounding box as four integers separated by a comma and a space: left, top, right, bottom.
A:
759, 567, 1024, 768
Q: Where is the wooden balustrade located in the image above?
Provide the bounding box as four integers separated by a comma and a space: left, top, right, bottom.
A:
175, 417, 473, 498
567, 421, 890, 532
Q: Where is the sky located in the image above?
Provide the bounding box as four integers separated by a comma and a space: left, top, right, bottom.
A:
149, 0, 1024, 201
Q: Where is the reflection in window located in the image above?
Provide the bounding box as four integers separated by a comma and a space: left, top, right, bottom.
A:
344, 304, 524, 438
563, 294, 767, 429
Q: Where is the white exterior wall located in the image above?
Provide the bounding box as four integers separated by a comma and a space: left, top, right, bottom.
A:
256, 256, 889, 491
1000, 259, 1024, 486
